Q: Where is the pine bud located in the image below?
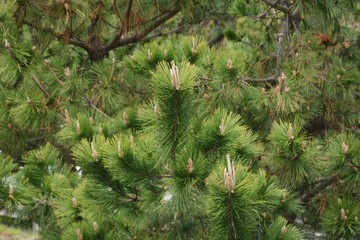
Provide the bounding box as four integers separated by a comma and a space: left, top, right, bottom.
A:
281, 226, 287, 235
76, 119, 81, 134
72, 197, 77, 207
76, 228, 83, 240
147, 49, 152, 60
32, 46, 36, 52
278, 72, 286, 87
9, 184, 14, 199
154, 104, 160, 116
341, 208, 347, 221
281, 194, 286, 203
292, 70, 297, 77
26, 97, 32, 104
130, 135, 135, 147
295, 52, 299, 58
4, 39, 10, 49
117, 141, 123, 158
224, 155, 236, 193
336, 74, 341, 80
93, 222, 99, 232
191, 37, 197, 55
337, 198, 342, 205
288, 123, 294, 141
164, 49, 168, 57
355, 216, 358, 222
64, 67, 71, 78
341, 142, 349, 154
64, 2, 70, 10
123, 111, 129, 125
98, 127, 103, 135
284, 87, 290, 93
301, 141, 306, 152
219, 119, 225, 135
89, 116, 94, 125
65, 109, 70, 123
170, 61, 180, 90
275, 85, 281, 95
343, 41, 350, 49
91, 142, 98, 161
187, 158, 193, 173
204, 178, 208, 185
261, 87, 266, 96
226, 59, 233, 70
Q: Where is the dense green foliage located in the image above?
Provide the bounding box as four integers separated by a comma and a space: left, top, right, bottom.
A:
0, 0, 360, 239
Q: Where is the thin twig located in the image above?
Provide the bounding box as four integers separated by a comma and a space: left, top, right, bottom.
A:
300, 175, 339, 202
84, 97, 111, 119
30, 74, 50, 98
142, 25, 186, 42
45, 61, 64, 85
199, 75, 277, 83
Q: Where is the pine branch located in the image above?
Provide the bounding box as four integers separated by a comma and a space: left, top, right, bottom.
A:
120, 0, 133, 36
141, 25, 186, 42
30, 74, 49, 98
84, 97, 111, 119
199, 75, 277, 83
260, 0, 291, 13
88, 1, 103, 45
45, 60, 64, 85
170, 91, 179, 160
227, 194, 237, 240
105, 7, 181, 51
300, 175, 339, 202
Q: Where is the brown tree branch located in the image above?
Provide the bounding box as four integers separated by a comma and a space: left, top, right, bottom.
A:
300, 175, 339, 202
141, 24, 186, 42
261, 0, 290, 13
30, 74, 50, 98
105, 8, 180, 51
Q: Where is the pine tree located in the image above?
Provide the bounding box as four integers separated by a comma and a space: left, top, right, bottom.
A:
1, 0, 360, 239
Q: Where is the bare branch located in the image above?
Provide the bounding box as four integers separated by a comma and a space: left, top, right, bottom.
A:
300, 175, 339, 202
45, 61, 64, 85
142, 24, 186, 42
261, 0, 290, 13
242, 75, 277, 82
105, 8, 180, 51
199, 75, 277, 83
30, 74, 50, 98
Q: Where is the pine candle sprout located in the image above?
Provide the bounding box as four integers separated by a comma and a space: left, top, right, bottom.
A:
288, 123, 294, 141
219, 119, 225, 135
170, 61, 180, 90
187, 158, 193, 173
224, 155, 236, 193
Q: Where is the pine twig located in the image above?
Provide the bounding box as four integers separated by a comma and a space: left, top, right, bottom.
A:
300, 175, 339, 202
30, 74, 50, 98
45, 60, 64, 85
84, 97, 111, 119
260, 0, 290, 13
142, 25, 186, 42
105, 8, 181, 51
